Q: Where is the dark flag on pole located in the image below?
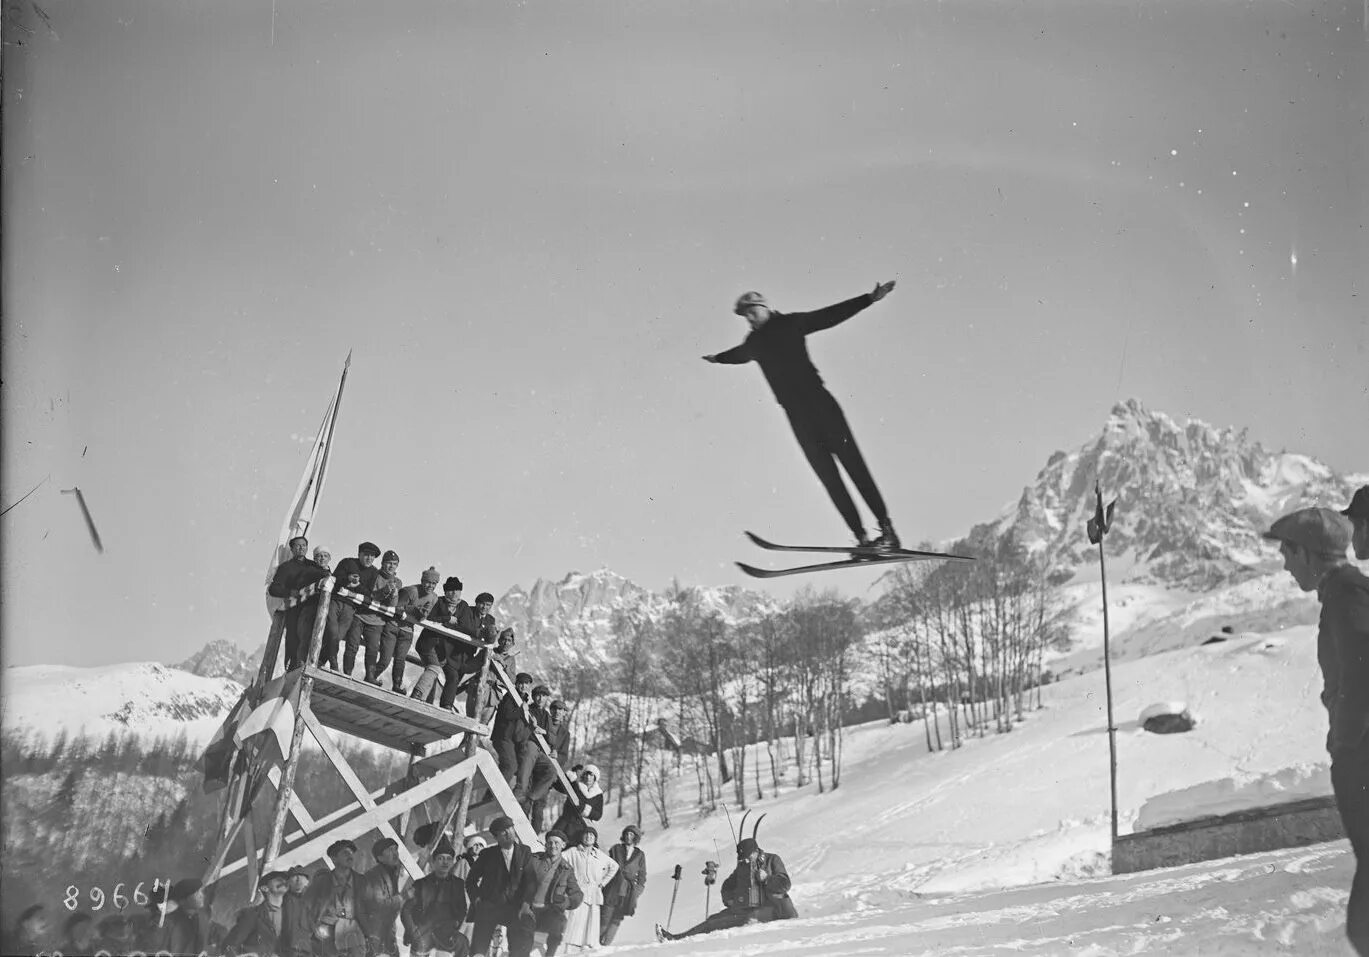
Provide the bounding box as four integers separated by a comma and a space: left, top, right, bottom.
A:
1086, 481, 1117, 545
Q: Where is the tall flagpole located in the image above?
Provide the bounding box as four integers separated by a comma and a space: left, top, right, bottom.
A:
1089, 479, 1119, 844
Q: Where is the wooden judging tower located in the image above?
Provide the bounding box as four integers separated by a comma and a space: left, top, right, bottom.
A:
202, 577, 579, 893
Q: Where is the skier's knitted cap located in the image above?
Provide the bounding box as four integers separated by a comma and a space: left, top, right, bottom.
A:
734, 291, 769, 315
489, 815, 516, 835
581, 764, 601, 779
287, 865, 311, 878
544, 829, 569, 847
327, 839, 357, 858
621, 824, 642, 840
1262, 507, 1351, 556
580, 826, 598, 842
358, 542, 381, 557
464, 835, 488, 851
551, 700, 567, 712
373, 837, 398, 857
434, 837, 458, 859
516, 672, 535, 685
499, 627, 517, 643
382, 549, 400, 563
532, 684, 552, 698
1343, 485, 1369, 520
444, 576, 464, 592
421, 566, 441, 584
736, 838, 760, 858
475, 591, 495, 604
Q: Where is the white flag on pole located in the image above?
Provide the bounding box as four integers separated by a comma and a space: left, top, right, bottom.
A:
264, 352, 351, 618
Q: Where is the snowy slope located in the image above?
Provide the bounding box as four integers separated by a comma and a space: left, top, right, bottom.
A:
1, 662, 242, 744
590, 623, 1344, 953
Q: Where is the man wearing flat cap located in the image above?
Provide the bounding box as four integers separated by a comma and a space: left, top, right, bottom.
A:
492, 673, 538, 790
360, 837, 409, 956
268, 535, 331, 670
223, 870, 289, 957
381, 565, 443, 694
402, 837, 469, 957
283, 865, 315, 957
307, 840, 367, 957
326, 542, 382, 671
359, 549, 403, 684
412, 576, 473, 705
1265, 506, 1369, 955
467, 816, 534, 957
1344, 485, 1369, 561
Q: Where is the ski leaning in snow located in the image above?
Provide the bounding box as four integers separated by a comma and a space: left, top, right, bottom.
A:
736, 531, 973, 579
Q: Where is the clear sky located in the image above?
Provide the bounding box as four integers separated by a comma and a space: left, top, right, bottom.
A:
2, 0, 1365, 669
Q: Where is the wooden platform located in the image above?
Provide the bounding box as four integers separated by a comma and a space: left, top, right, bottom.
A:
304, 665, 489, 751
1113, 794, 1344, 874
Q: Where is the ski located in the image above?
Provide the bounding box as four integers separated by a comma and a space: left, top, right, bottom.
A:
745, 530, 970, 561
737, 551, 962, 579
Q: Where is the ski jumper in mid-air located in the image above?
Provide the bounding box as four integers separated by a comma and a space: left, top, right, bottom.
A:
704, 281, 901, 551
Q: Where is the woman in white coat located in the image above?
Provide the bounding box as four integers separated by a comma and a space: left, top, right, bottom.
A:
560, 827, 619, 951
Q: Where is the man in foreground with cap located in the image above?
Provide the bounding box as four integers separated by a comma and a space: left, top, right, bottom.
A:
402, 836, 469, 957
268, 535, 332, 670
307, 839, 368, 957
381, 565, 443, 693
703, 280, 902, 551
1265, 506, 1369, 955
600, 824, 647, 946
1345, 485, 1369, 561
516, 829, 583, 957
361, 837, 410, 956
283, 865, 314, 957
223, 870, 289, 957
656, 834, 796, 941
467, 816, 534, 957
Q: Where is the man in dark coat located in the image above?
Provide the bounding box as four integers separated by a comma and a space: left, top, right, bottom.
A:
703, 281, 901, 550
411, 577, 473, 705
515, 829, 583, 957
514, 684, 555, 814
657, 837, 796, 941
491, 672, 536, 787
522, 698, 571, 831
466, 815, 535, 957
223, 870, 289, 957
267, 535, 330, 669
1266, 507, 1369, 955
600, 824, 647, 945
359, 837, 409, 956
325, 542, 381, 670
148, 877, 213, 956
401, 837, 469, 957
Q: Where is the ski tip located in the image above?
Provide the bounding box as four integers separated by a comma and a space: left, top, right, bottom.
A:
743, 530, 769, 547
735, 561, 770, 578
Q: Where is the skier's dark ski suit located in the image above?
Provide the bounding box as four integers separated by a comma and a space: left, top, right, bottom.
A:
661, 848, 796, 940
708, 291, 892, 544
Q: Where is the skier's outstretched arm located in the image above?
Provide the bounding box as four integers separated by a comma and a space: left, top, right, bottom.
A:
796, 280, 896, 334
702, 343, 752, 364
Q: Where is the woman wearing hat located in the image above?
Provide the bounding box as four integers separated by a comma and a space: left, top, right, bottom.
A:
550, 765, 604, 847
599, 825, 647, 945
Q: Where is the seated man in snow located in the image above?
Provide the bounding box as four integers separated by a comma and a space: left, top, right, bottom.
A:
657, 835, 796, 941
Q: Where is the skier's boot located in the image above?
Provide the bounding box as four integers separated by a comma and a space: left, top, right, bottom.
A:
871, 518, 901, 552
